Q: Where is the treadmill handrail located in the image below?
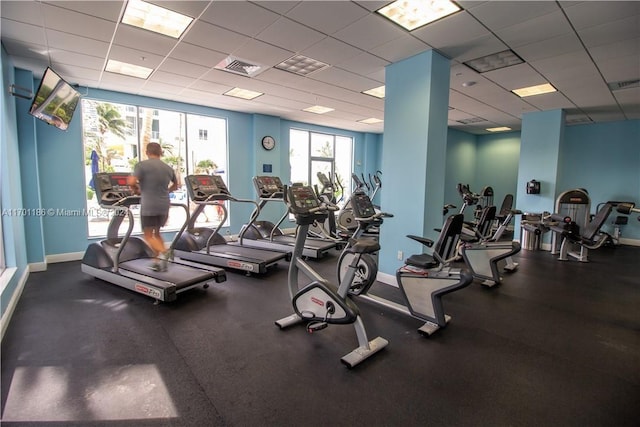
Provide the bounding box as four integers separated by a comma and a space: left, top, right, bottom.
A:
99, 203, 134, 273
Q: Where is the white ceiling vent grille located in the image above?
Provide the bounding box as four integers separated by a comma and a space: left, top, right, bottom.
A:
456, 117, 486, 124
607, 79, 640, 91
214, 56, 266, 78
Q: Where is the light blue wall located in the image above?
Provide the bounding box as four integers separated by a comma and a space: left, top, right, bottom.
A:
1, 45, 28, 318
560, 120, 640, 239
444, 129, 477, 220
476, 131, 521, 209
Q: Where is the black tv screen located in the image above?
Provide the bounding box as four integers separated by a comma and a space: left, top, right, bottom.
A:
29, 67, 81, 131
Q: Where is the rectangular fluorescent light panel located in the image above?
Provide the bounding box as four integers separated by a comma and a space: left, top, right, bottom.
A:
276, 55, 329, 76
512, 83, 557, 97
122, 0, 193, 38
303, 105, 334, 114
105, 59, 153, 79
362, 85, 385, 98
464, 50, 524, 73
359, 118, 383, 124
377, 0, 460, 31
486, 127, 512, 132
224, 87, 263, 100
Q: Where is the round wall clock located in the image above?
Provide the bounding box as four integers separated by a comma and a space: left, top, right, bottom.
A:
261, 135, 276, 151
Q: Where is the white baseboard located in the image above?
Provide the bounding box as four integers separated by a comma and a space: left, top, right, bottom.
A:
29, 261, 47, 272
619, 237, 640, 247
376, 271, 398, 287
1, 267, 29, 341
46, 251, 84, 263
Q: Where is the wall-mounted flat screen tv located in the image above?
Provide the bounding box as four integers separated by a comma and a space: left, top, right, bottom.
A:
29, 67, 81, 131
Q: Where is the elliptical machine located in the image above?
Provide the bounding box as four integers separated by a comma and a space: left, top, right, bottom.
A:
275, 184, 388, 368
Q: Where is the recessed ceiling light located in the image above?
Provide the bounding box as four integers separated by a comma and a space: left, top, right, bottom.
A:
122, 0, 193, 38
224, 87, 263, 100
276, 55, 329, 76
362, 85, 385, 98
105, 59, 153, 79
464, 50, 524, 73
512, 83, 557, 97
358, 118, 384, 124
377, 0, 460, 31
303, 105, 334, 114
486, 127, 512, 132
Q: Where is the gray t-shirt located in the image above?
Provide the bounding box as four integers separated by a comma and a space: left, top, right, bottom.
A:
133, 158, 177, 216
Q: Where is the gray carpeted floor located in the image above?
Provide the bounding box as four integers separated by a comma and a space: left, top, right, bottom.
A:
2, 244, 639, 426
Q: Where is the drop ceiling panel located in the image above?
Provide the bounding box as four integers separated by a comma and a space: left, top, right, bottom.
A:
149, 70, 197, 88
300, 37, 365, 66
597, 55, 640, 83
1, 19, 47, 46
332, 14, 406, 51
466, 1, 560, 31
256, 17, 326, 52
156, 59, 209, 79
482, 63, 546, 91
182, 20, 249, 53
520, 91, 575, 111
369, 34, 431, 63
285, 1, 369, 34
199, 1, 280, 37
412, 11, 491, 48
562, 1, 640, 29
309, 67, 380, 92
438, 34, 508, 63
113, 25, 177, 56
335, 52, 389, 76
231, 38, 293, 67
44, 0, 122, 21
46, 29, 110, 58
49, 50, 105, 71
1, 1, 45, 25
252, 1, 300, 15
146, 0, 211, 19
40, 3, 116, 42
495, 11, 572, 48
515, 33, 584, 62
108, 45, 165, 69
578, 16, 640, 48
168, 42, 228, 69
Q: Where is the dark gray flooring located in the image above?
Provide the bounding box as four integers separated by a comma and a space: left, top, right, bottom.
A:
2, 244, 639, 426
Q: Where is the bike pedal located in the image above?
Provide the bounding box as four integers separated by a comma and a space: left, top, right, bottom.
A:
307, 322, 328, 333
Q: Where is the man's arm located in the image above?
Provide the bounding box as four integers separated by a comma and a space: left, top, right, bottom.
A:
127, 175, 141, 195
168, 170, 178, 192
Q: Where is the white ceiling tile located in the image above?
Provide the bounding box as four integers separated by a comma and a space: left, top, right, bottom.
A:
369, 34, 431, 63
231, 38, 293, 67
309, 67, 380, 92
285, 1, 369, 34
578, 15, 640, 48
114, 25, 177, 56
108, 45, 165, 69
169, 42, 228, 68
301, 37, 364, 66
597, 55, 640, 83
333, 14, 406, 51
440, 35, 508, 63
1, 1, 45, 26
156, 58, 210, 79
252, 1, 300, 15
353, 1, 389, 13
412, 11, 490, 48
146, 1, 211, 19
182, 21, 249, 53
466, 1, 561, 31
515, 32, 584, 62
46, 29, 110, 58
495, 11, 573, 48
200, 1, 280, 37
562, 1, 640, 30
148, 70, 198, 87
256, 17, 326, 52
482, 63, 546, 91
1, 19, 47, 46
49, 50, 106, 71
335, 52, 389, 76
40, 3, 117, 42
43, 0, 123, 21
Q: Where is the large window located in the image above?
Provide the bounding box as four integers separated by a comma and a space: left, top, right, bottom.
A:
289, 129, 353, 206
82, 100, 228, 237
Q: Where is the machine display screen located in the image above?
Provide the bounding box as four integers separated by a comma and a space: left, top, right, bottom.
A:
290, 186, 319, 210
352, 193, 375, 217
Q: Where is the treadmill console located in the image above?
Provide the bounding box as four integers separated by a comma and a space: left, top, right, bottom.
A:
350, 191, 376, 218
185, 175, 230, 202
93, 172, 137, 206
253, 176, 284, 199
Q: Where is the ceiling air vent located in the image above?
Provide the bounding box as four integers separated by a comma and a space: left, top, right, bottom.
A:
456, 117, 486, 124
607, 79, 640, 91
214, 56, 265, 78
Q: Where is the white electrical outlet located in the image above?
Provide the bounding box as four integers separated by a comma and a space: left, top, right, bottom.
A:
397, 250, 403, 260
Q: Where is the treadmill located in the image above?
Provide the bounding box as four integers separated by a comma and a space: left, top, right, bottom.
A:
238, 176, 336, 259
81, 172, 226, 302
174, 174, 290, 275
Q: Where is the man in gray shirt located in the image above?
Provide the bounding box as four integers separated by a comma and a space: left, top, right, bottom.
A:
128, 142, 178, 271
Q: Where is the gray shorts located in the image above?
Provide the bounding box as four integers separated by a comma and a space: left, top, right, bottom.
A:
141, 214, 168, 229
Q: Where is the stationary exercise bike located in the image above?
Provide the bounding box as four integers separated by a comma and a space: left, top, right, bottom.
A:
275, 185, 388, 368
343, 190, 474, 336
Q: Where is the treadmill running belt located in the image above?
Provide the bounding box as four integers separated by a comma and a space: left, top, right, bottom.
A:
120, 259, 216, 289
